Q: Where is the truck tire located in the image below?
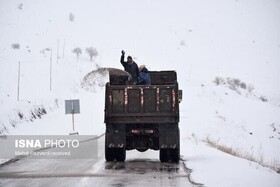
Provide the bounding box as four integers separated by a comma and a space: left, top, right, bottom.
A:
105, 148, 126, 162
171, 148, 180, 163
105, 147, 115, 161
171, 133, 180, 163
160, 149, 170, 162
116, 148, 126, 162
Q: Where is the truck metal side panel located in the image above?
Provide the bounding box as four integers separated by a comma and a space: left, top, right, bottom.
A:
143, 89, 157, 113
105, 83, 179, 124
112, 90, 124, 113
127, 89, 141, 113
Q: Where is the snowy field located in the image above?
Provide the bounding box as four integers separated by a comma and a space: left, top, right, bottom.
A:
0, 0, 280, 186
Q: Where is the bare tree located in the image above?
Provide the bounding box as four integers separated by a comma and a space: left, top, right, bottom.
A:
86, 47, 98, 61
72, 47, 82, 62
69, 13, 75, 22
247, 84, 254, 93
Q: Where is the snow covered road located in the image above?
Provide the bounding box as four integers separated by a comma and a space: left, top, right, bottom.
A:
0, 135, 199, 187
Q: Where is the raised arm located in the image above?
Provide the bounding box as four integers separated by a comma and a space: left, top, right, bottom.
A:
120, 50, 126, 67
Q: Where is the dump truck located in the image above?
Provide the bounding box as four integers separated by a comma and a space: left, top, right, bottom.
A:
104, 70, 182, 162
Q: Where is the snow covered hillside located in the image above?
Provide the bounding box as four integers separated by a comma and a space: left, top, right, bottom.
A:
0, 0, 280, 186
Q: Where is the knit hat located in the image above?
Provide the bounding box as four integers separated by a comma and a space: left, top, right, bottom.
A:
139, 65, 146, 70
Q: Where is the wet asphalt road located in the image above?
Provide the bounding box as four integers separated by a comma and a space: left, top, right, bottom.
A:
0, 135, 200, 187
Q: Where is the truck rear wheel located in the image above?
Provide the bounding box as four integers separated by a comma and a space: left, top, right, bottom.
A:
105, 148, 126, 162
115, 148, 126, 161
105, 147, 114, 161
171, 148, 180, 163
160, 149, 169, 162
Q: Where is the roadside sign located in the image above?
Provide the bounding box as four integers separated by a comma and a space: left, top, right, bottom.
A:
65, 99, 80, 114
65, 99, 80, 135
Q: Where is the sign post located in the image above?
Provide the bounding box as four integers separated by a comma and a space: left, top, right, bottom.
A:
65, 99, 80, 135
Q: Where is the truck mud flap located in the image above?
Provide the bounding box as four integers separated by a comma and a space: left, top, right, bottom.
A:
105, 123, 126, 149
159, 123, 179, 149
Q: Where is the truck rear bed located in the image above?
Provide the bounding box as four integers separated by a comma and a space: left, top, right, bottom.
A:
105, 83, 179, 124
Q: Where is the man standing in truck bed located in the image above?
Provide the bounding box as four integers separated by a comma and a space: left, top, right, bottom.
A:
120, 50, 139, 84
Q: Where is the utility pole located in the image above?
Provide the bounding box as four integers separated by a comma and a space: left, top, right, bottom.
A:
188, 64, 192, 80
50, 48, 52, 91
62, 39, 65, 59
56, 40, 60, 63
17, 61, 21, 101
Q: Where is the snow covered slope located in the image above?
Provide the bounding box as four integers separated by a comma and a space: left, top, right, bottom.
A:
0, 0, 279, 186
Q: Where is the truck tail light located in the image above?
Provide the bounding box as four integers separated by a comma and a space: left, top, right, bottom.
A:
144, 129, 154, 134
131, 129, 140, 134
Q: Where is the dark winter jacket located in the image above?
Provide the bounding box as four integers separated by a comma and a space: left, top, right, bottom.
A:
138, 67, 151, 85
120, 54, 139, 83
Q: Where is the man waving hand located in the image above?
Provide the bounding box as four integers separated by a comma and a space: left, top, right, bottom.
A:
120, 50, 139, 84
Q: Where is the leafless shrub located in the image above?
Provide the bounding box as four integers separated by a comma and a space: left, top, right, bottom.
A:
240, 82, 247, 89
227, 78, 238, 91
18, 112, 24, 120
228, 85, 237, 91
18, 3, 23, 10
227, 78, 240, 91
215, 111, 226, 121
205, 137, 280, 173
247, 84, 254, 93
180, 40, 186, 46
271, 159, 280, 173
215, 77, 255, 93
213, 77, 224, 86
69, 12, 75, 21
233, 78, 241, 86
33, 107, 47, 119
11, 43, 20, 49
10, 120, 16, 127
205, 137, 239, 156
0, 123, 9, 135
260, 95, 268, 102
